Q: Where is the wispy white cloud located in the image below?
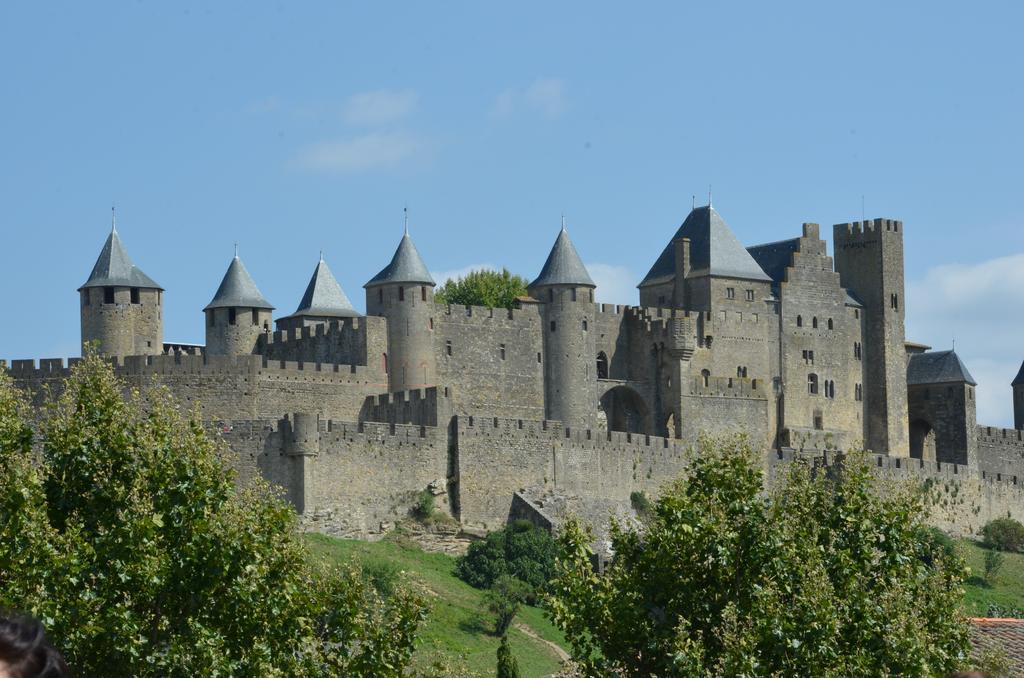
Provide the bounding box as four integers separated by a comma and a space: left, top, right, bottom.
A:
291, 131, 429, 173
587, 263, 636, 306
343, 89, 418, 126
906, 253, 1024, 427
492, 77, 568, 119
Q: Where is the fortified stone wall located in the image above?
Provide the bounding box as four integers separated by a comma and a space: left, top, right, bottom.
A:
360, 386, 452, 427
977, 425, 1024, 479
257, 316, 387, 370
434, 303, 546, 421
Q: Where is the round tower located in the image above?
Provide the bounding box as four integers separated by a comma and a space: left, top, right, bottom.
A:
204, 253, 274, 356
364, 224, 436, 392
529, 221, 597, 428
79, 213, 163, 358
1013, 360, 1024, 431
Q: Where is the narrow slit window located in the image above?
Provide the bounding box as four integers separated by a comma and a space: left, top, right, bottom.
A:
130, 288, 140, 304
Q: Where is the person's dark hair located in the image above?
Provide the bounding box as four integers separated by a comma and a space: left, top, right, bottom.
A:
0, 613, 70, 678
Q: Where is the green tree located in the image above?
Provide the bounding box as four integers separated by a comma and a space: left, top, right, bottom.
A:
434, 268, 529, 309
457, 520, 558, 603
545, 435, 970, 677
985, 549, 1005, 585
486, 575, 529, 637
496, 634, 521, 678
981, 516, 1024, 553
0, 357, 427, 677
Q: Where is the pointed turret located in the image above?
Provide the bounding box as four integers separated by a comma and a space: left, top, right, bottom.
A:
204, 253, 274, 356
79, 213, 163, 358
529, 225, 595, 290
365, 221, 437, 392
530, 219, 597, 428
277, 255, 360, 331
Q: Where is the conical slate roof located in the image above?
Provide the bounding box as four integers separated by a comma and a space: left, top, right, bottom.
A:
79, 225, 162, 291
283, 256, 360, 319
1012, 360, 1024, 386
364, 233, 435, 288
640, 205, 770, 286
529, 226, 595, 288
204, 256, 274, 311
907, 350, 977, 386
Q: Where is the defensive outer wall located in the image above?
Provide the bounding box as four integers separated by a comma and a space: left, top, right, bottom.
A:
6, 355, 1024, 541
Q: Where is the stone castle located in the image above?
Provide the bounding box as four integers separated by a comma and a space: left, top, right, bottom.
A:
7, 204, 1024, 540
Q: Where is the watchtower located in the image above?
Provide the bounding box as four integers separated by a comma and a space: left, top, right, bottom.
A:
79, 216, 163, 358
833, 218, 909, 456
529, 222, 597, 428
364, 227, 437, 392
204, 254, 274, 355
1013, 361, 1024, 431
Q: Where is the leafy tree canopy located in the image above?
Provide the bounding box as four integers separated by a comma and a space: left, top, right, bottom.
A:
545, 435, 971, 677
0, 356, 426, 677
434, 268, 529, 309
456, 519, 558, 602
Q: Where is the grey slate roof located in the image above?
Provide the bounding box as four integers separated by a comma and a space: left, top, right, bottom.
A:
640, 206, 771, 287
79, 227, 162, 291
1013, 360, 1024, 386
283, 257, 360, 319
529, 227, 595, 288
907, 350, 977, 386
204, 256, 274, 311
364, 233, 435, 288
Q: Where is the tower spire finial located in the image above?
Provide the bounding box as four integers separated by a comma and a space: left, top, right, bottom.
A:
404, 205, 409, 236
234, 242, 238, 258
708, 185, 713, 209
111, 205, 117, 233
692, 194, 695, 210
561, 212, 566, 231
320, 249, 324, 262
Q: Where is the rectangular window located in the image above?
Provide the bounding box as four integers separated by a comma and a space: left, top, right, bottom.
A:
890, 293, 898, 310
398, 287, 405, 301
103, 286, 115, 304
421, 286, 427, 301
228, 308, 236, 325
499, 344, 506, 360
813, 410, 823, 430
582, 320, 588, 331
83, 290, 91, 306
252, 309, 259, 325
378, 288, 383, 303
550, 321, 556, 332
802, 350, 814, 365
726, 287, 735, 299
745, 289, 754, 301
571, 289, 577, 302
207, 311, 214, 327
537, 352, 542, 363
130, 287, 140, 304
446, 340, 452, 357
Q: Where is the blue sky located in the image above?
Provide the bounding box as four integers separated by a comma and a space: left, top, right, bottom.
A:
2, 2, 1023, 425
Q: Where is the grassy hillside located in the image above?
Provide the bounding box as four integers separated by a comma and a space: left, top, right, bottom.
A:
960, 538, 1024, 616
306, 533, 569, 677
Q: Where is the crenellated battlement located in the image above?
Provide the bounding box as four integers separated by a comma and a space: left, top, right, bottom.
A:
361, 386, 452, 427
263, 316, 368, 346
439, 302, 541, 327
834, 217, 903, 239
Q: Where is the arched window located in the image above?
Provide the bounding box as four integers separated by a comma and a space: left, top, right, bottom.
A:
797, 315, 803, 327
827, 318, 834, 330
808, 373, 819, 395
812, 316, 819, 329
596, 352, 609, 379
701, 369, 710, 388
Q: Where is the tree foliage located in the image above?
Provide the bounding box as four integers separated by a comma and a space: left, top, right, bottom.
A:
434, 268, 529, 309
456, 520, 558, 602
981, 517, 1024, 553
0, 357, 426, 677
545, 435, 971, 677
496, 634, 521, 678
485, 575, 529, 637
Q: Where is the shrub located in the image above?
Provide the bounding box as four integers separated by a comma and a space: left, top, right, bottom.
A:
985, 549, 1005, 585
546, 435, 970, 676
496, 634, 521, 678
629, 490, 653, 520
0, 356, 427, 676
412, 489, 436, 522
486, 575, 529, 637
919, 526, 957, 567
981, 517, 1024, 553
456, 520, 558, 601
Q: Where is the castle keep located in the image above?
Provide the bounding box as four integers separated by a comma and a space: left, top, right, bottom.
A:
8, 206, 1024, 539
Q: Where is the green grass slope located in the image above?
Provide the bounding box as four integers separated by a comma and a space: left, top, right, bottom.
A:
960, 539, 1024, 617
306, 533, 569, 677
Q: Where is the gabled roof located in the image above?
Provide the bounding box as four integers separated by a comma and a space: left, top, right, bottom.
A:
530, 226, 595, 288
364, 233, 435, 288
79, 226, 162, 291
907, 350, 977, 386
283, 257, 360, 319
746, 237, 863, 307
640, 206, 771, 287
204, 256, 274, 311
1013, 360, 1024, 386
